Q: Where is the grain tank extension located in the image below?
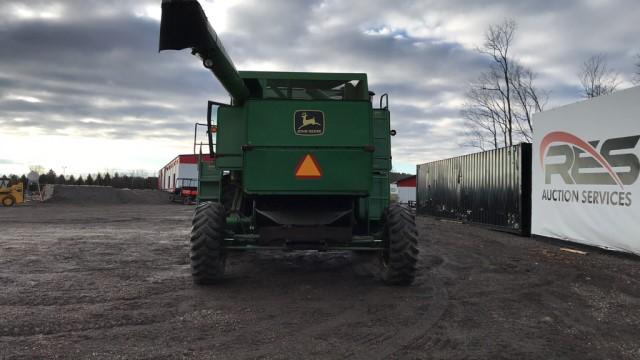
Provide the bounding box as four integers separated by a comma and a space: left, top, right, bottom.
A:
159, 0, 419, 285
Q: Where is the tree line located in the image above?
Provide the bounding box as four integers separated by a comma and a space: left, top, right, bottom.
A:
1, 169, 158, 190
463, 19, 639, 151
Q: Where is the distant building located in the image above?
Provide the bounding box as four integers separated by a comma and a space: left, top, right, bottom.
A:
392, 174, 416, 206
158, 154, 213, 191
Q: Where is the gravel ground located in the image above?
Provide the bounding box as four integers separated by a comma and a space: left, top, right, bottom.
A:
1, 203, 639, 359
46, 185, 172, 205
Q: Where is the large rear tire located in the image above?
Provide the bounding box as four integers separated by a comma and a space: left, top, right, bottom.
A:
2, 195, 15, 207
381, 204, 419, 285
190, 202, 226, 284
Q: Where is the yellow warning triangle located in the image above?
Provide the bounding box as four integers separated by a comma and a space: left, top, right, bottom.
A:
295, 154, 322, 179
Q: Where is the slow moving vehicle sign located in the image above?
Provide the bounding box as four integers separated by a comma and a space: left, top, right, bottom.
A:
295, 154, 322, 179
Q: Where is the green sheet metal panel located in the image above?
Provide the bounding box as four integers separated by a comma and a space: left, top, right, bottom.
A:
368, 173, 389, 219
243, 99, 372, 194
245, 100, 371, 146
356, 173, 389, 222
244, 148, 371, 194
215, 106, 246, 169
197, 161, 221, 202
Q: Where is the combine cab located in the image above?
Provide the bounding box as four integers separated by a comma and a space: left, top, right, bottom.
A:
159, 0, 419, 285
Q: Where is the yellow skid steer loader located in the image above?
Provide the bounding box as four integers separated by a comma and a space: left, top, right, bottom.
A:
0, 179, 24, 207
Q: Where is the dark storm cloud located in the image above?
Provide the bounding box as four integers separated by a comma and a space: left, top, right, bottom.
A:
0, 5, 229, 141
1, 0, 639, 168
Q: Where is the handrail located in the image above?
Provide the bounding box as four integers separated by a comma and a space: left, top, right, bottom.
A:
379, 93, 388, 109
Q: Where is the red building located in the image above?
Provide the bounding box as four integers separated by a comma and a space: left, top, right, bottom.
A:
393, 175, 416, 205
158, 154, 213, 191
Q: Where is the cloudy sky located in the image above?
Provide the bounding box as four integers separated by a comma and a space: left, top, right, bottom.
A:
1, 0, 638, 176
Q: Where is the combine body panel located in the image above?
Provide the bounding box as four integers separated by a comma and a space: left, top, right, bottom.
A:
242, 99, 373, 194
159, 0, 419, 285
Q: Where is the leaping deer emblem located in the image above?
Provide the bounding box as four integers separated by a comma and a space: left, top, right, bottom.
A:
298, 112, 320, 129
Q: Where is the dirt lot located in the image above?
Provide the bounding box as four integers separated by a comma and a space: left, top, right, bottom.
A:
1, 203, 640, 359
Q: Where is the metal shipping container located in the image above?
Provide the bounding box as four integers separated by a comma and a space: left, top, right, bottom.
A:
417, 144, 532, 235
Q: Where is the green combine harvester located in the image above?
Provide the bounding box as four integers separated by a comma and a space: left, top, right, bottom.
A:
159, 0, 418, 285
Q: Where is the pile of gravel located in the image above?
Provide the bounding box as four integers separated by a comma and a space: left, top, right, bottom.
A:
46, 185, 172, 205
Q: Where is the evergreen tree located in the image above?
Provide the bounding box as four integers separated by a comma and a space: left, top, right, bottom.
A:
76, 176, 85, 185
85, 174, 94, 185
103, 173, 112, 186
67, 175, 76, 185
45, 169, 57, 184
146, 177, 159, 189
95, 173, 103, 186
56, 175, 66, 184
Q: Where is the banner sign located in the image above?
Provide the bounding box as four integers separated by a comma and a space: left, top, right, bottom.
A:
532, 86, 640, 254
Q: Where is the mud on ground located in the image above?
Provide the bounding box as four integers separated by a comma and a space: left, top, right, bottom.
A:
1, 203, 639, 359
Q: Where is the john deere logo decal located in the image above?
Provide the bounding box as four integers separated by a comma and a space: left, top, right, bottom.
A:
294, 110, 324, 136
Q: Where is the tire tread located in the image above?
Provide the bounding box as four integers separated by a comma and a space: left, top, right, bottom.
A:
381, 204, 419, 285
190, 202, 226, 284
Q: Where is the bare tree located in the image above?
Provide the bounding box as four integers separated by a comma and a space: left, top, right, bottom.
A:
578, 54, 620, 98
476, 19, 517, 147
462, 73, 509, 150
510, 64, 548, 142
29, 165, 45, 174
461, 86, 503, 150
461, 19, 547, 149
463, 125, 490, 151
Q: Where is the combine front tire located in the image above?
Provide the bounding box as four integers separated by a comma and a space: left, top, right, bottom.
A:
381, 204, 419, 285
190, 202, 226, 284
